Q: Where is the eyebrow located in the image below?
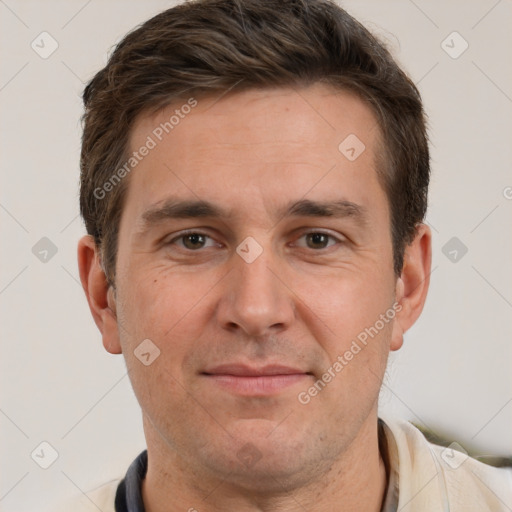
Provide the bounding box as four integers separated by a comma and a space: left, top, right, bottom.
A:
138, 197, 368, 232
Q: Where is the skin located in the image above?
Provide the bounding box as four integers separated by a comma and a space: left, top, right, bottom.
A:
78, 83, 431, 511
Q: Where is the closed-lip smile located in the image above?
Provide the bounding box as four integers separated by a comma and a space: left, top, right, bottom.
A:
201, 364, 312, 395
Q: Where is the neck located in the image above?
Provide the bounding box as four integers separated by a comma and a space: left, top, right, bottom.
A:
141, 415, 387, 512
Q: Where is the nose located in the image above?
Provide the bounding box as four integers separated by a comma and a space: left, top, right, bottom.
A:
216, 247, 295, 337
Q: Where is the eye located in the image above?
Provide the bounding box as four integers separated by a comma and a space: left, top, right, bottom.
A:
171, 232, 217, 250
295, 232, 341, 250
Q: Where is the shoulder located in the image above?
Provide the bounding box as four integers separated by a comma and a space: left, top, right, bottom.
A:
381, 416, 512, 511
41, 478, 121, 512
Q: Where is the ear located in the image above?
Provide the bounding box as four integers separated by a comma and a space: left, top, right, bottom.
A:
77, 235, 122, 354
390, 223, 432, 351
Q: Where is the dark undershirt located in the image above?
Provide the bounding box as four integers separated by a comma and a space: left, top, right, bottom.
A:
114, 450, 147, 512
115, 418, 398, 512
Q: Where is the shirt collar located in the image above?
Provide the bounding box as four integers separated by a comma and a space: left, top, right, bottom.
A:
379, 418, 400, 512
115, 449, 147, 512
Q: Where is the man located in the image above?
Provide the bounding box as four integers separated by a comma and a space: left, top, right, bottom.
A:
67, 0, 511, 510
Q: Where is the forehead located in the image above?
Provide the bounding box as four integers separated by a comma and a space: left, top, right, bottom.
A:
131, 84, 379, 153
123, 84, 385, 226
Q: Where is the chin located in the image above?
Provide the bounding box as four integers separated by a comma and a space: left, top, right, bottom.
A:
198, 431, 330, 493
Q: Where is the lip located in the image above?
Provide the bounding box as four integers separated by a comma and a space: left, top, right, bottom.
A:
201, 364, 312, 396
203, 364, 307, 376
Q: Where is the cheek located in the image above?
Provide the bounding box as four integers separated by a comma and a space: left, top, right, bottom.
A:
300, 266, 395, 349
115, 265, 227, 378
295, 265, 396, 411
114, 270, 211, 425
304, 314, 393, 423
119, 264, 213, 333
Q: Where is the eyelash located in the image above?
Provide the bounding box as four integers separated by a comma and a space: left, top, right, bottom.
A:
166, 229, 344, 252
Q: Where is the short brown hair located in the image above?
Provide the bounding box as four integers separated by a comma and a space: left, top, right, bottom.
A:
80, 0, 429, 284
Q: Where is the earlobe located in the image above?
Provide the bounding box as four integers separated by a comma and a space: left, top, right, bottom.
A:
390, 223, 432, 351
390, 314, 404, 351
77, 235, 122, 354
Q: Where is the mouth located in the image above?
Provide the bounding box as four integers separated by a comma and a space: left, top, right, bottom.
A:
201, 364, 313, 396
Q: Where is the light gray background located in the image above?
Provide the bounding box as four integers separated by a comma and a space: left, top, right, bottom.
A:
1, 0, 511, 510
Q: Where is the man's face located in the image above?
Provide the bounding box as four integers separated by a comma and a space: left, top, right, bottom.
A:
112, 84, 401, 487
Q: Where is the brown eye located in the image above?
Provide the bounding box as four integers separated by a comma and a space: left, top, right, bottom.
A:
305, 233, 331, 249
181, 233, 207, 250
